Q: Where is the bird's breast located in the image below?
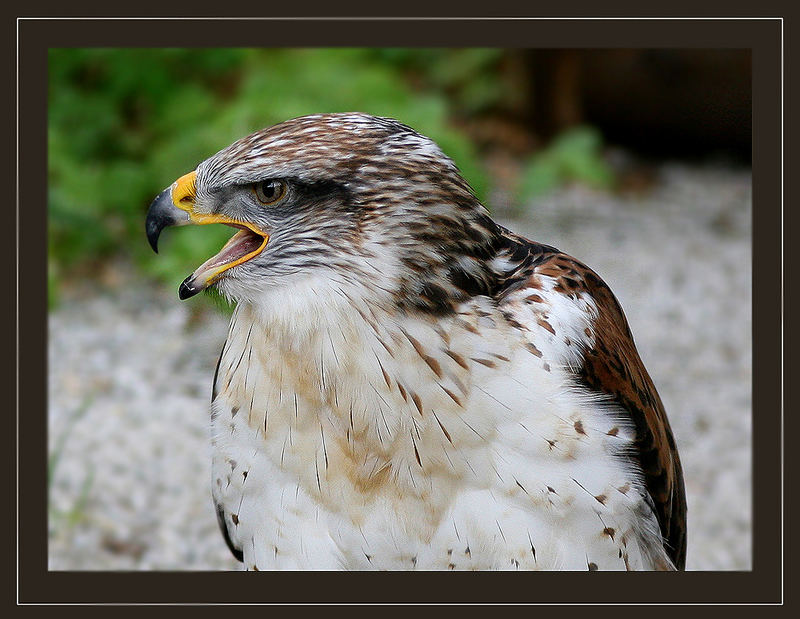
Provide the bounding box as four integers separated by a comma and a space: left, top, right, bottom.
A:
209, 291, 664, 570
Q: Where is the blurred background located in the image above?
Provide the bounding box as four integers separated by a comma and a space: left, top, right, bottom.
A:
47, 48, 752, 570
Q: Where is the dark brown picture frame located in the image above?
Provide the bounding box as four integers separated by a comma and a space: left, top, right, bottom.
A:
12, 11, 783, 606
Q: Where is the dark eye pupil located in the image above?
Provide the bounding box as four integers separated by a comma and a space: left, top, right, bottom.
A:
262, 181, 277, 199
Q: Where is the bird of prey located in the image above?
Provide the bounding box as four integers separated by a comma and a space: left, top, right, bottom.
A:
146, 113, 686, 571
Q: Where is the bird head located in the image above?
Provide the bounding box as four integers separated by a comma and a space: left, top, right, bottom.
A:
146, 113, 503, 312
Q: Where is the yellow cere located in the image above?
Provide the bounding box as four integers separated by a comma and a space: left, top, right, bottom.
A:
171, 170, 198, 212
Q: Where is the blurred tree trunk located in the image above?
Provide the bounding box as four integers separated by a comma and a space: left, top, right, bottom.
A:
518, 49, 751, 161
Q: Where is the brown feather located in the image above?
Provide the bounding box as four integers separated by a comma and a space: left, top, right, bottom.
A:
497, 235, 687, 569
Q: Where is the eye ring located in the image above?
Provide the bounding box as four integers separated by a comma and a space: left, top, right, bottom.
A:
252, 180, 286, 205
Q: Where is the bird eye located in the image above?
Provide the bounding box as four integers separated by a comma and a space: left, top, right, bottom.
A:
252, 180, 286, 205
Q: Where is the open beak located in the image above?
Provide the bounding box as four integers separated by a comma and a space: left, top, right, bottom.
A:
145, 171, 269, 299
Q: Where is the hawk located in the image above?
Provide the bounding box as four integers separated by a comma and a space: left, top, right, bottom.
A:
146, 113, 686, 570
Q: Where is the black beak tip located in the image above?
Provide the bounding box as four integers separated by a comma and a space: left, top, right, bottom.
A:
145, 219, 160, 253
145, 187, 177, 254
178, 277, 202, 301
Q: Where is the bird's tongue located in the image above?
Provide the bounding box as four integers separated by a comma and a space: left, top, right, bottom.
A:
180, 228, 266, 299
196, 228, 264, 275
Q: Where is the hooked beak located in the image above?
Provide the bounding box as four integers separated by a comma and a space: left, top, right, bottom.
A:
145, 171, 269, 300
145, 171, 196, 253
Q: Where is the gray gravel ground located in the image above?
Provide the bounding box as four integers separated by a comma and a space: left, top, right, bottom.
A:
47, 162, 752, 571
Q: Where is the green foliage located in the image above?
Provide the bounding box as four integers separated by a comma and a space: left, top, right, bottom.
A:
48, 48, 490, 307
371, 48, 512, 115
517, 126, 616, 201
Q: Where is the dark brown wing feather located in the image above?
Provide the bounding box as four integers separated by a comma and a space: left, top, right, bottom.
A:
499, 235, 687, 569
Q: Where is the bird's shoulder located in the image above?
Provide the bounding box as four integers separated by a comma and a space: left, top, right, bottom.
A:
491, 229, 687, 569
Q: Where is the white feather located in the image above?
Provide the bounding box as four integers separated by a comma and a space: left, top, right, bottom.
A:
210, 275, 670, 570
